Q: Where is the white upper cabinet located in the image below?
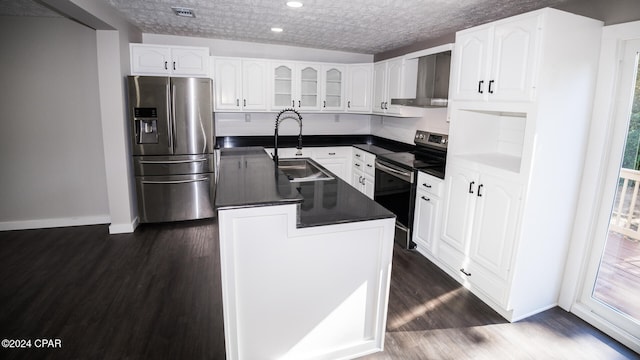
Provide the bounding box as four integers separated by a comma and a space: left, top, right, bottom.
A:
345, 64, 373, 113
130, 44, 210, 77
372, 58, 418, 115
271, 62, 322, 111
213, 58, 373, 113
213, 57, 269, 111
450, 13, 540, 102
321, 65, 346, 111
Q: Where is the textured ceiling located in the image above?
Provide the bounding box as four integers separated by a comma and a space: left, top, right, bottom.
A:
3, 0, 571, 54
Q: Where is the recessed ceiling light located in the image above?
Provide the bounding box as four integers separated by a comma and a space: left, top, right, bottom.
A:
271, 27, 284, 33
286, 1, 303, 8
171, 7, 195, 18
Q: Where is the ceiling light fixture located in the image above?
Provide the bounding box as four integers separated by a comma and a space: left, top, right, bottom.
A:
271, 27, 284, 33
171, 6, 195, 18
286, 1, 303, 8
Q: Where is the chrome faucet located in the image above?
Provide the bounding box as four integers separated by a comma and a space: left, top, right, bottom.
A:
273, 108, 303, 165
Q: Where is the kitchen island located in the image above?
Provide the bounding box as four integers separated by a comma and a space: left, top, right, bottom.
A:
215, 147, 395, 360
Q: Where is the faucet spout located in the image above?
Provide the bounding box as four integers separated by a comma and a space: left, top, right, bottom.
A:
274, 108, 303, 165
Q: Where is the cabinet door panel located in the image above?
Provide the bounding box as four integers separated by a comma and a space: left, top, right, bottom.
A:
299, 65, 321, 110
385, 59, 404, 114
363, 174, 375, 199
242, 60, 269, 111
323, 66, 345, 111
131, 45, 171, 75
272, 63, 295, 108
490, 16, 539, 101
372, 62, 387, 113
214, 58, 242, 110
171, 48, 209, 76
441, 166, 477, 253
346, 64, 372, 112
468, 174, 521, 280
413, 193, 439, 253
451, 27, 491, 101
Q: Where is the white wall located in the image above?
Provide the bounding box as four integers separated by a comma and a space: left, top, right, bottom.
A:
0, 16, 110, 230
371, 109, 450, 144
143, 34, 373, 63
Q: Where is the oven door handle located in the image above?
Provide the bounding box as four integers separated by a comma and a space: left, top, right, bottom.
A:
375, 161, 413, 182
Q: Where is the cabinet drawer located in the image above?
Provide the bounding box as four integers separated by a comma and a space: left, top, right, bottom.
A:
417, 171, 443, 196
354, 148, 376, 175
136, 173, 215, 223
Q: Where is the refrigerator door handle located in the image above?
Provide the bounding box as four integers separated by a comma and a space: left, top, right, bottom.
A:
138, 158, 207, 164
166, 82, 173, 152
171, 83, 177, 153
141, 177, 209, 185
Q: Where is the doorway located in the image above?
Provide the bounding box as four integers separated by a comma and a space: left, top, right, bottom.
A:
578, 38, 640, 350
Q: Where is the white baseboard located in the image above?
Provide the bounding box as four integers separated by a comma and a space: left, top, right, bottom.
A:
108, 216, 139, 234
0, 215, 111, 231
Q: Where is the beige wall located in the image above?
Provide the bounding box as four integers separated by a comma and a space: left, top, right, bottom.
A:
0, 16, 109, 228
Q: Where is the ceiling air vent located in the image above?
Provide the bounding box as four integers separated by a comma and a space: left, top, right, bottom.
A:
171, 7, 195, 18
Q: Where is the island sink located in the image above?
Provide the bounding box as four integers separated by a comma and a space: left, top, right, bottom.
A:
277, 158, 334, 182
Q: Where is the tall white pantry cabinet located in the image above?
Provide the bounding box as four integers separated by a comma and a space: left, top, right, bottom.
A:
436, 8, 603, 321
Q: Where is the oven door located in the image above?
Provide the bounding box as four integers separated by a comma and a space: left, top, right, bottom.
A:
375, 159, 415, 249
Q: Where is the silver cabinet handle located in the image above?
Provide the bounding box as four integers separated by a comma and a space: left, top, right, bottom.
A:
323, 100, 326, 108
243, 99, 247, 107
460, 268, 471, 276
423, 183, 432, 188
139, 158, 207, 164
348, 100, 351, 108
366, 164, 373, 168
173, 61, 176, 71
354, 163, 361, 167
236, 99, 240, 107
164, 61, 168, 70
328, 152, 336, 155
421, 196, 430, 201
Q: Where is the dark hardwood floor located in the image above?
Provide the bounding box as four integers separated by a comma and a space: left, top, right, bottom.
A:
0, 221, 637, 359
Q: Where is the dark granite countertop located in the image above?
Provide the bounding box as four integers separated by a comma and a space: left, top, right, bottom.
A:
352, 144, 397, 156
215, 147, 395, 228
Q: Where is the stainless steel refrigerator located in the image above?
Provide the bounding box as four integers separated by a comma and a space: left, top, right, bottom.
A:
127, 76, 215, 223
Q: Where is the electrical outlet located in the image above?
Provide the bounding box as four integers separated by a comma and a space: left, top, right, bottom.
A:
334, 114, 340, 122
244, 113, 251, 122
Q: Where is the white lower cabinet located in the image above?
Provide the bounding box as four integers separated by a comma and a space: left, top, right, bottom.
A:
439, 163, 522, 309
412, 172, 444, 256
351, 148, 375, 199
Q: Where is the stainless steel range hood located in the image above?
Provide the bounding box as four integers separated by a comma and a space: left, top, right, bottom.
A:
391, 50, 451, 108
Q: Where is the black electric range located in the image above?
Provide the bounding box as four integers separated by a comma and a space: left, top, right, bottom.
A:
374, 130, 448, 249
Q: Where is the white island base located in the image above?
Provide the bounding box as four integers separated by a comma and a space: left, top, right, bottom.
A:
218, 204, 395, 360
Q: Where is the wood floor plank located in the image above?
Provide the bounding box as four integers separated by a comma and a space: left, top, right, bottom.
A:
0, 221, 637, 359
